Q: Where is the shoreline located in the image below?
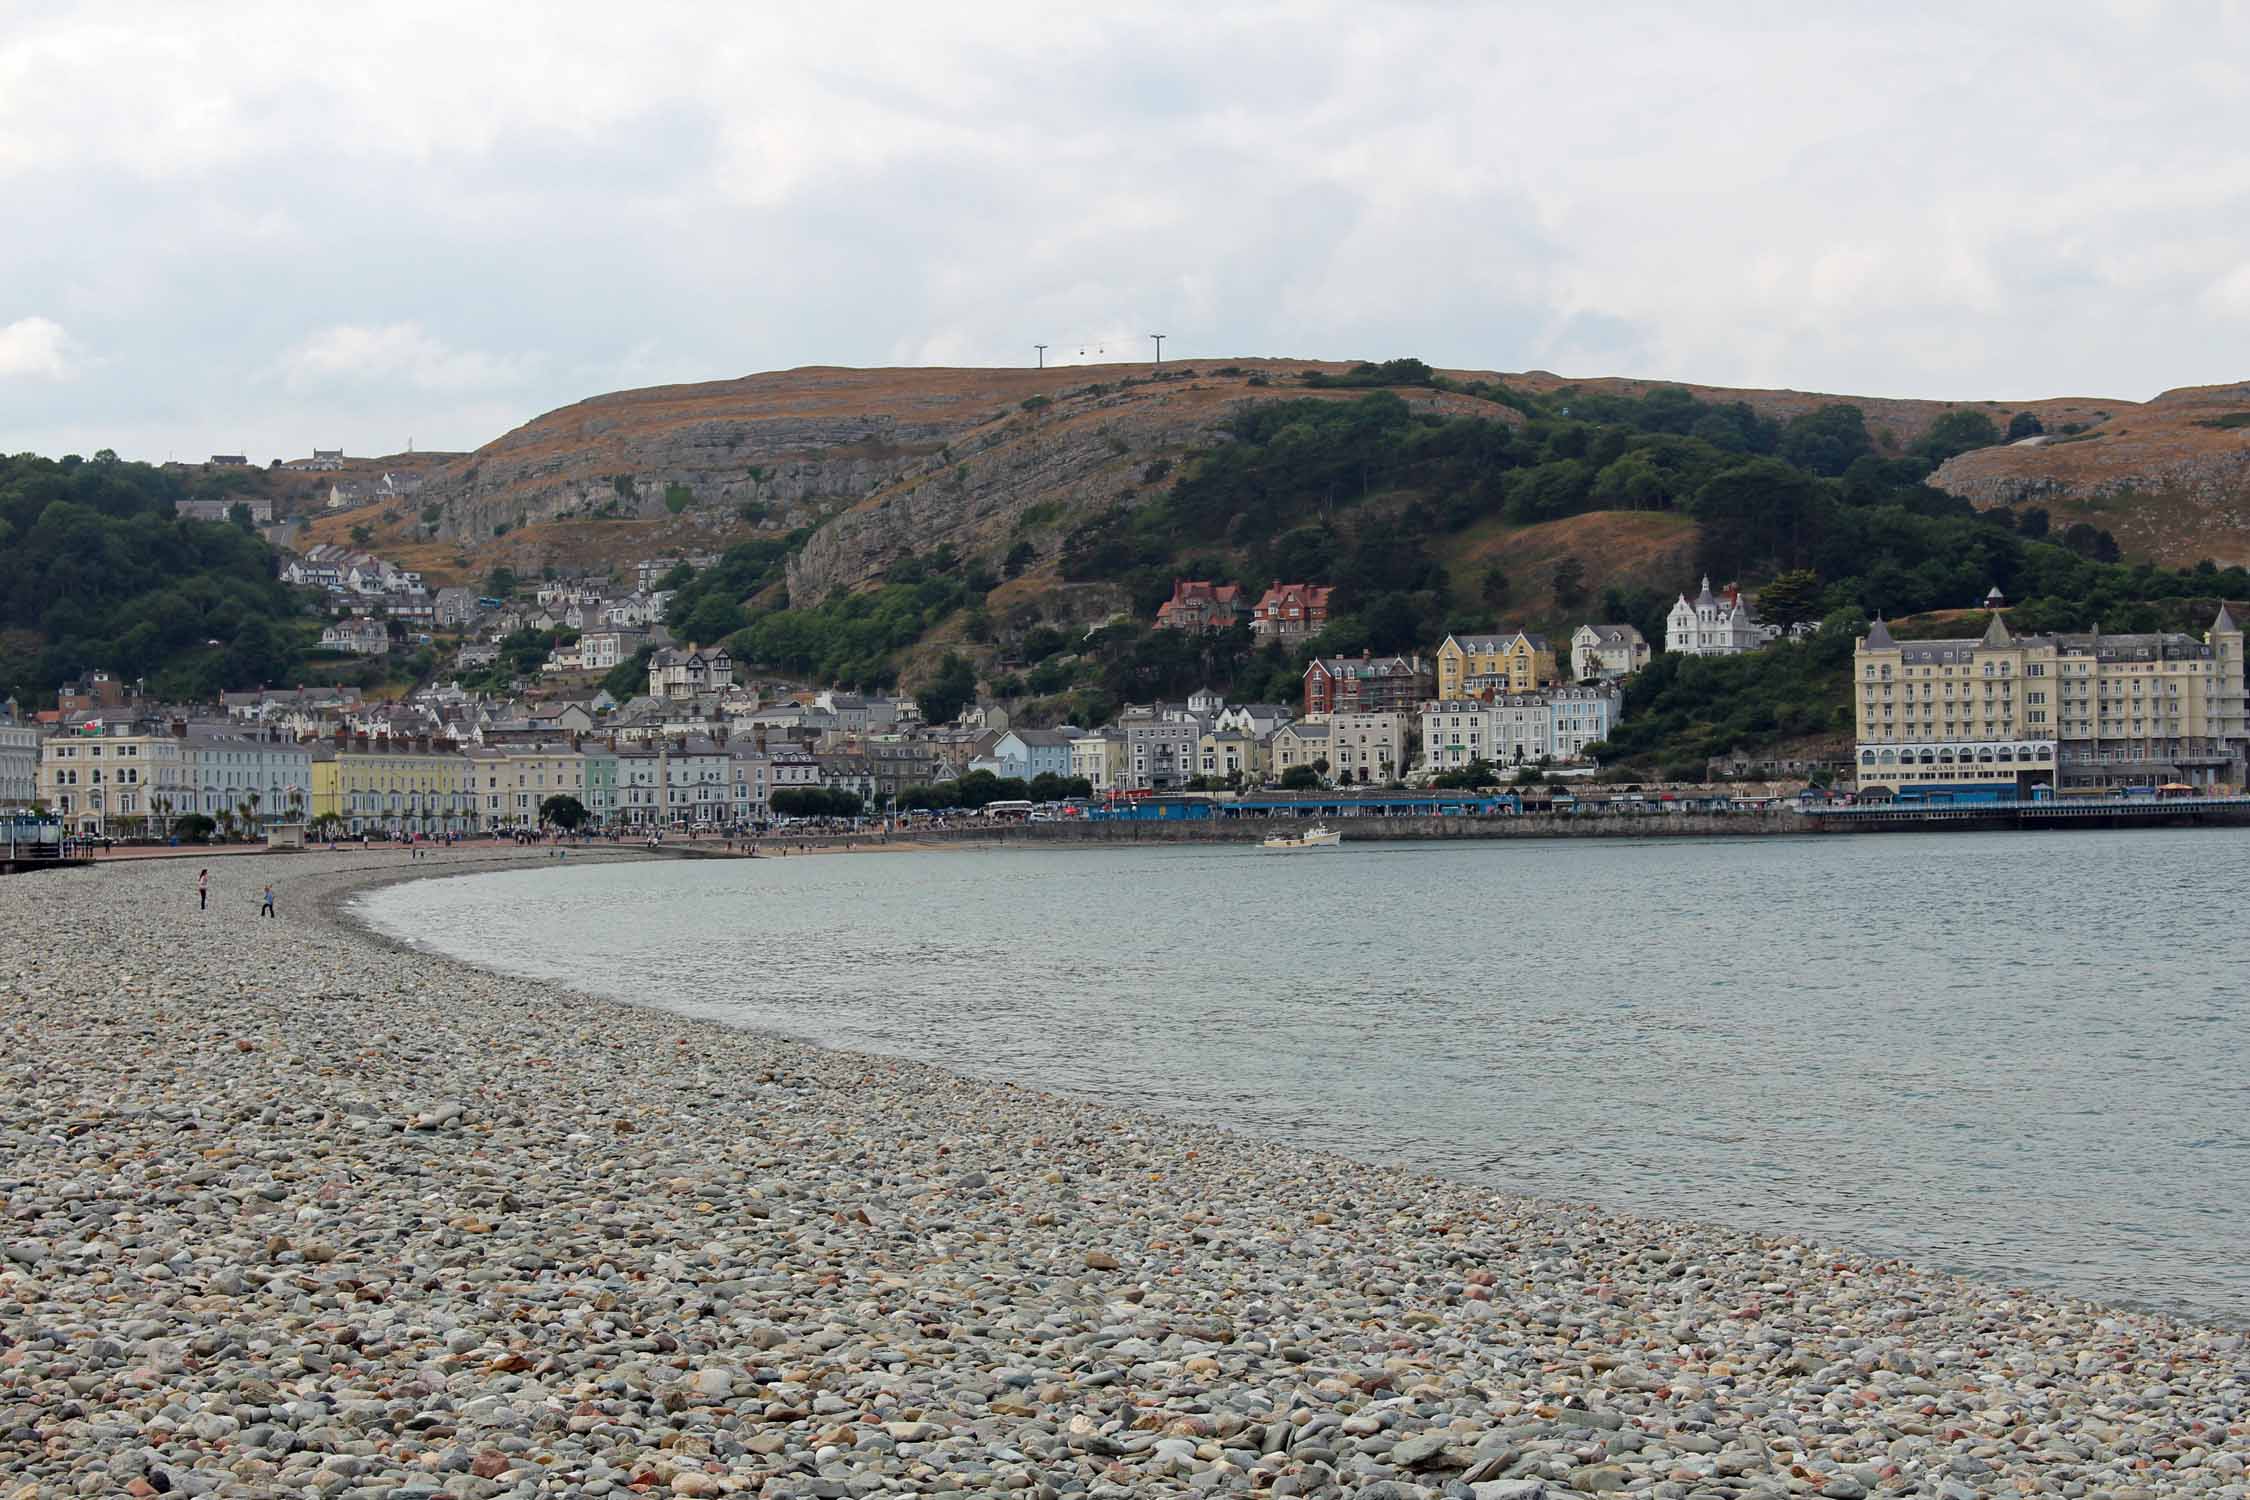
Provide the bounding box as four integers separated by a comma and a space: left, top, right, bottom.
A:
3, 854, 2243, 1498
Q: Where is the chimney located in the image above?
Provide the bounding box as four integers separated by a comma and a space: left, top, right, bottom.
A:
171, 717, 187, 738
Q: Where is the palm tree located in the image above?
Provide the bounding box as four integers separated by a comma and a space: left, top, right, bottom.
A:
242, 790, 263, 835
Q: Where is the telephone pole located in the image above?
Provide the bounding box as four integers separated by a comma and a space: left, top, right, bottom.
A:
1034, 344, 1048, 369
1149, 334, 1165, 366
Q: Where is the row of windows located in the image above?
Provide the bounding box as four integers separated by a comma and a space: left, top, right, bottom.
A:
1860, 744, 2053, 765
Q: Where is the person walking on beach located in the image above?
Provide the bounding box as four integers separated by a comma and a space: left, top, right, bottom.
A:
259, 883, 275, 919
197, 868, 208, 911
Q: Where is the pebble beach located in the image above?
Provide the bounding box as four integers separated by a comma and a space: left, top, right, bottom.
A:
2, 849, 2245, 1500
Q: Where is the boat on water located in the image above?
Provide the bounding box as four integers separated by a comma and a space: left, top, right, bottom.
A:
1259, 823, 1342, 850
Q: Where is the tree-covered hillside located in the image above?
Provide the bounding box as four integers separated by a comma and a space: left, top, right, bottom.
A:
691, 366, 2250, 765
0, 452, 307, 704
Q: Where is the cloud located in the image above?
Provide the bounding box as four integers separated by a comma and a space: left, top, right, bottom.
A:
277, 323, 538, 394
5, 3, 2250, 459
2204, 264, 2250, 319
0, 316, 78, 380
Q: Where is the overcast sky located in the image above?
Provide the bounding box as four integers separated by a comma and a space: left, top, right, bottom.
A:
5, 2, 2249, 463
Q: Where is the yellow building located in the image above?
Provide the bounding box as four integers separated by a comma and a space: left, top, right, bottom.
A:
1435, 630, 1558, 700
311, 737, 475, 836
462, 743, 587, 830
1195, 729, 1264, 786
39, 717, 192, 838
1853, 608, 2246, 795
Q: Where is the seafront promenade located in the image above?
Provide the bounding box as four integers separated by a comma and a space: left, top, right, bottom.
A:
3, 852, 2246, 1498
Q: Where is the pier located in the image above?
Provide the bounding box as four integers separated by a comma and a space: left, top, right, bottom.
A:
1801, 793, 2250, 832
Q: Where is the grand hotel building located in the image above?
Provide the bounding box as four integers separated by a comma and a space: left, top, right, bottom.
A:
1852, 606, 2246, 797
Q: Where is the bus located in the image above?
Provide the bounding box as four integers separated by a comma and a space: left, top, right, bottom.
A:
982, 799, 1035, 821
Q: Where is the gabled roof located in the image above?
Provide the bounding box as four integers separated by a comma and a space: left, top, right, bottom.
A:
1579, 622, 1646, 646
2214, 602, 2242, 634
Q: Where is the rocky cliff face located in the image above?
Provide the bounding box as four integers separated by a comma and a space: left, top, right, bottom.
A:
1931, 383, 2250, 565
401, 362, 2250, 593
412, 361, 1509, 600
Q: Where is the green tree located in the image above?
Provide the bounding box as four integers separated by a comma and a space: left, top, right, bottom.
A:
1692, 459, 1824, 579
1778, 404, 1873, 477
349, 524, 372, 546
227, 502, 255, 532
1754, 568, 1823, 631
1003, 540, 1037, 578
1551, 555, 1589, 610
919, 652, 978, 725
601, 645, 657, 700
1912, 409, 2001, 465
485, 566, 518, 597
1433, 758, 1499, 789
2005, 411, 2045, 442
1479, 563, 1511, 612
540, 794, 588, 831
1278, 764, 1321, 790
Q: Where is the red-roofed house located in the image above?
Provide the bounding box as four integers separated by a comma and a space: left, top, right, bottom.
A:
1250, 583, 1334, 644
1154, 580, 1244, 634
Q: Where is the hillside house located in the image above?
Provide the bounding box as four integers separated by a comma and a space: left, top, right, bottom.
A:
1666, 577, 1775, 656
1435, 630, 1559, 699
1250, 583, 1333, 644
649, 645, 735, 701
434, 587, 479, 628
174, 496, 275, 524
1571, 623, 1652, 681
1155, 580, 1244, 634
320, 618, 390, 656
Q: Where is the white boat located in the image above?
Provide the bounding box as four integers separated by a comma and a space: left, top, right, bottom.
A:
1259, 823, 1342, 850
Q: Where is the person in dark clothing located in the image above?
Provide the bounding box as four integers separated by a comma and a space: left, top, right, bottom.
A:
198, 868, 209, 911
260, 884, 276, 919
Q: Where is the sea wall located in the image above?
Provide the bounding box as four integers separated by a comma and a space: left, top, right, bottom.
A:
902, 811, 1806, 846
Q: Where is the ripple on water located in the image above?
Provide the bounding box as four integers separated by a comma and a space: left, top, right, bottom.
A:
360, 829, 2250, 1326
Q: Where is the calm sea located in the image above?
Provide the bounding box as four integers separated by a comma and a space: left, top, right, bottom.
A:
359, 829, 2250, 1325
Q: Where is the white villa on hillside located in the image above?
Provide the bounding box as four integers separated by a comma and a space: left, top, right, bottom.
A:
1666, 577, 1775, 657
